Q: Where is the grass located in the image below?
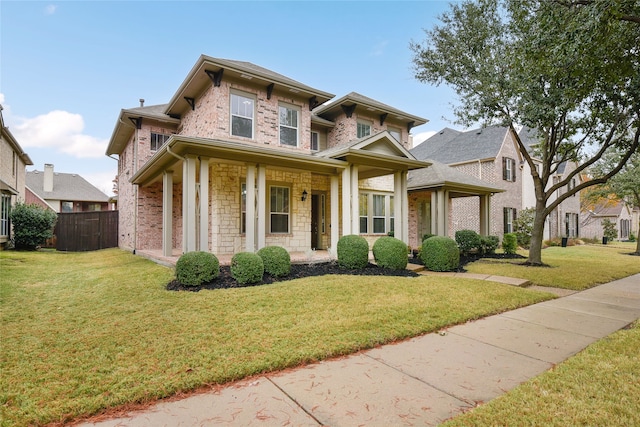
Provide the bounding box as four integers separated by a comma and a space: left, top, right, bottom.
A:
466, 242, 640, 290
442, 320, 640, 426
0, 248, 553, 427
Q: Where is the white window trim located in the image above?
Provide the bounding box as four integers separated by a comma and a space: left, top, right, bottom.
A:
279, 103, 299, 147
311, 131, 319, 151
357, 120, 372, 139
359, 192, 394, 235
269, 184, 290, 234
230, 91, 256, 139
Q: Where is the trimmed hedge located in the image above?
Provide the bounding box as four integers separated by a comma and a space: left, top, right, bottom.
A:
176, 251, 220, 286
9, 202, 57, 250
420, 236, 460, 272
372, 236, 408, 270
455, 229, 481, 256
231, 252, 264, 284
337, 234, 369, 269
257, 246, 291, 277
480, 235, 499, 255
502, 233, 518, 255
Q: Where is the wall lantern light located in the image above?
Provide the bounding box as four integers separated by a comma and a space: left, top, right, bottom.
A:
301, 190, 308, 202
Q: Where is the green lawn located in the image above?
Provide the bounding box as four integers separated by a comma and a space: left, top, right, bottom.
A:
465, 243, 640, 290
443, 320, 640, 426
0, 248, 553, 427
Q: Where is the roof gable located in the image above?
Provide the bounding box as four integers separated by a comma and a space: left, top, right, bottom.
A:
26, 170, 109, 202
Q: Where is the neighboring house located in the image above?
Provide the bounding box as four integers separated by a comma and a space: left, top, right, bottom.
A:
26, 164, 110, 213
581, 200, 635, 241
0, 104, 33, 248
411, 125, 582, 242
106, 55, 436, 258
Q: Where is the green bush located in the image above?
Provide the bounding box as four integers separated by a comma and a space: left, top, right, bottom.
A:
257, 246, 290, 277
422, 233, 436, 243
372, 236, 408, 270
455, 229, 481, 256
231, 252, 264, 284
337, 234, 369, 269
175, 251, 220, 286
502, 233, 518, 255
420, 236, 460, 272
602, 219, 618, 242
479, 235, 499, 255
9, 202, 57, 250
514, 207, 535, 248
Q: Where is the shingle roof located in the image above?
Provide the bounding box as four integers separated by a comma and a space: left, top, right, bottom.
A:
410, 125, 508, 164
408, 159, 503, 193
26, 170, 109, 202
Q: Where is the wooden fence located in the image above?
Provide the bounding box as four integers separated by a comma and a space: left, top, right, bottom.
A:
55, 210, 118, 252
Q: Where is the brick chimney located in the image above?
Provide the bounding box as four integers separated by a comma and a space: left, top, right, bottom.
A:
44, 164, 54, 192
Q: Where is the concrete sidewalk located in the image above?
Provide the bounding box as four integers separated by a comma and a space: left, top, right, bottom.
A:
80, 274, 640, 427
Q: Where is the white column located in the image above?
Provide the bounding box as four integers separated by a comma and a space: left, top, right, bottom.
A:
162, 170, 173, 257
431, 191, 439, 235
330, 174, 339, 251
199, 157, 210, 252
257, 164, 267, 249
443, 190, 450, 238
479, 194, 490, 236
351, 165, 359, 234
394, 171, 403, 242
182, 155, 198, 253
245, 164, 256, 252
402, 171, 409, 243
341, 167, 351, 235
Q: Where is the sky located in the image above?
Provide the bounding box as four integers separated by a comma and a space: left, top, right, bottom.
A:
1, 0, 462, 196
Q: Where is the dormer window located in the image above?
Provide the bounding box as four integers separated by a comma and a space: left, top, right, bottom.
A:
357, 121, 371, 139
231, 92, 255, 139
279, 104, 299, 147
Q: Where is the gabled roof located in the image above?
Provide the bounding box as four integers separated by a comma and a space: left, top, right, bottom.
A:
411, 125, 509, 164
408, 159, 504, 196
313, 92, 428, 128
106, 104, 179, 156
26, 170, 109, 202
165, 55, 335, 118
316, 131, 430, 180
583, 200, 627, 217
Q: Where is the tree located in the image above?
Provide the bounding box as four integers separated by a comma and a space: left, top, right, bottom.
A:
411, 0, 640, 265
9, 202, 57, 250
513, 207, 536, 248
586, 148, 640, 253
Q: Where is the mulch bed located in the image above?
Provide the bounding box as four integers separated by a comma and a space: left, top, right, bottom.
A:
166, 252, 528, 292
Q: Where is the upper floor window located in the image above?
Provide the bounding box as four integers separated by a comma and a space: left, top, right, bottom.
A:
388, 127, 401, 142
568, 178, 577, 196
150, 133, 170, 151
12, 152, 16, 176
503, 157, 516, 182
61, 201, 74, 213
279, 105, 299, 147
231, 92, 255, 139
311, 131, 319, 151
357, 121, 371, 139
270, 185, 290, 233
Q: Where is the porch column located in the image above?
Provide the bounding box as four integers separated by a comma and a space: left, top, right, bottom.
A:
431, 191, 438, 236
257, 164, 267, 249
402, 170, 409, 243
441, 190, 450, 237
479, 194, 490, 236
330, 174, 340, 251
393, 171, 406, 244
162, 170, 173, 257
351, 165, 359, 234
182, 155, 198, 253
199, 157, 210, 252
341, 167, 351, 235
245, 164, 257, 252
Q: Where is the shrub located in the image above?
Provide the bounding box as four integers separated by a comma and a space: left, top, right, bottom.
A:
455, 229, 481, 256
372, 236, 408, 270
337, 234, 369, 269
422, 233, 436, 243
420, 236, 460, 272
502, 233, 518, 255
257, 246, 290, 277
9, 202, 57, 250
479, 235, 499, 255
629, 233, 637, 242
602, 219, 618, 242
231, 252, 264, 285
175, 251, 220, 286
513, 207, 535, 248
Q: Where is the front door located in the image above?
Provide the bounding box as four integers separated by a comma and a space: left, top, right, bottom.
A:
311, 194, 319, 250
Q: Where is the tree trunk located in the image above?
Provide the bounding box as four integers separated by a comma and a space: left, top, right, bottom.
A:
527, 202, 549, 266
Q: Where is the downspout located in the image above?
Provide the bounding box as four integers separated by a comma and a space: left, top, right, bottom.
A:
133, 125, 138, 254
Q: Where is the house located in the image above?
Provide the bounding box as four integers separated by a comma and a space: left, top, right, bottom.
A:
411, 125, 582, 242
26, 164, 111, 213
106, 55, 443, 260
581, 200, 635, 241
0, 105, 33, 248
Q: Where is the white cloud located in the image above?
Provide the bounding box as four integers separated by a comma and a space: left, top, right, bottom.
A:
11, 110, 108, 158
412, 130, 437, 147
44, 5, 57, 15
0, 93, 5, 104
